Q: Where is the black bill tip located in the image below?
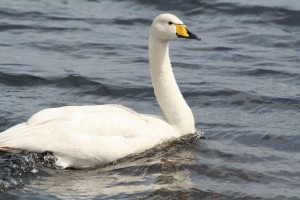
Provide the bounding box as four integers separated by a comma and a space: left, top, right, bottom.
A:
187, 29, 201, 40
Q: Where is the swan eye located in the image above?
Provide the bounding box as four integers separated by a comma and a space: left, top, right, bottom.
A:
168, 21, 173, 25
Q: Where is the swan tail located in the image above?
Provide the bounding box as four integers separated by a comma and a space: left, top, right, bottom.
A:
0, 146, 23, 153
0, 122, 38, 153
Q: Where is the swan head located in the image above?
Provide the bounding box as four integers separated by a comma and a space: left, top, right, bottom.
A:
150, 13, 200, 41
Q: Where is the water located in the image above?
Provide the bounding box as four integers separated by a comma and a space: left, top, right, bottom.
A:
0, 0, 299, 199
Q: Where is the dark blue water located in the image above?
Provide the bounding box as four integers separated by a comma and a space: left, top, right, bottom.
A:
0, 0, 300, 199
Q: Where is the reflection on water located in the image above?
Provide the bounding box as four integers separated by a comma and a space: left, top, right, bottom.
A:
27, 151, 195, 199
2, 135, 201, 199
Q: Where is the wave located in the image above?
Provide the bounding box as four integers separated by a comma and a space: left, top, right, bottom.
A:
1, 1, 300, 30
184, 88, 300, 111
238, 68, 300, 78
0, 72, 155, 100
139, 0, 300, 27
0, 8, 151, 35
233, 133, 300, 152
0, 72, 98, 87
0, 134, 201, 193
0, 22, 88, 32
0, 151, 57, 192
0, 72, 298, 111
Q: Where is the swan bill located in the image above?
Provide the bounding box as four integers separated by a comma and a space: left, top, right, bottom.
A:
176, 24, 200, 40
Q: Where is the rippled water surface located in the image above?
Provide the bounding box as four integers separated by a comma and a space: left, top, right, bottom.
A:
0, 0, 300, 199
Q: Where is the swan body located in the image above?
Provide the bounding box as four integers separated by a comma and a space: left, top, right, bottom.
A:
0, 13, 200, 168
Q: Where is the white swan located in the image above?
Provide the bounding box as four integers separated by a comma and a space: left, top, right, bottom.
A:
0, 13, 200, 168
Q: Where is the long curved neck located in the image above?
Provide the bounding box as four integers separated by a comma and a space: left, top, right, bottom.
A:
148, 35, 195, 135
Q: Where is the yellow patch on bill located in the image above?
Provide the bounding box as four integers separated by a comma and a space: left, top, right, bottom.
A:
176, 24, 189, 37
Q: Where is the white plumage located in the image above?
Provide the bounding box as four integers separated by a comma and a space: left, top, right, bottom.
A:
0, 13, 200, 168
